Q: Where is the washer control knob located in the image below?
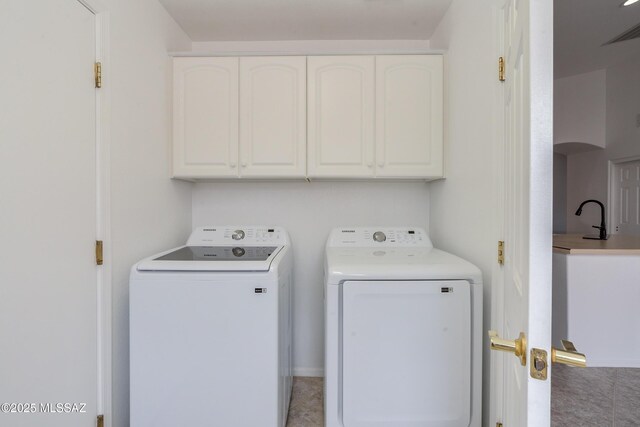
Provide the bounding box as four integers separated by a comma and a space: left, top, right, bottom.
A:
232, 229, 245, 240
232, 247, 245, 257
373, 231, 387, 242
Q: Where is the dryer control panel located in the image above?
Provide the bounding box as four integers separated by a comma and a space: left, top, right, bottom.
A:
327, 227, 433, 248
187, 226, 290, 246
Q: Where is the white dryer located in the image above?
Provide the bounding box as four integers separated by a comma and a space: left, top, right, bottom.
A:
130, 226, 293, 427
325, 227, 482, 427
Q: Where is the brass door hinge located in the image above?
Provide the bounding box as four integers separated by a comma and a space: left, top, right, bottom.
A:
498, 57, 505, 82
97, 414, 104, 427
96, 240, 104, 266
95, 62, 102, 88
498, 241, 504, 265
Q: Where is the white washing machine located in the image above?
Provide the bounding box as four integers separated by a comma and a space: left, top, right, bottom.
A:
325, 227, 482, 427
130, 226, 293, 427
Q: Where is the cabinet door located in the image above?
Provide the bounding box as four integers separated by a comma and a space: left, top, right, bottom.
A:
375, 55, 443, 178
173, 57, 239, 178
239, 57, 306, 178
308, 56, 375, 177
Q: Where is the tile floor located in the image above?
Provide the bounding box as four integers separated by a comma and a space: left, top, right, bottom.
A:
288, 369, 640, 426
286, 377, 324, 427
552, 366, 640, 426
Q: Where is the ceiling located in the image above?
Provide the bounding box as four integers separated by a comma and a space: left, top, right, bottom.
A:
158, 0, 453, 42
555, 0, 640, 78
159, 0, 640, 77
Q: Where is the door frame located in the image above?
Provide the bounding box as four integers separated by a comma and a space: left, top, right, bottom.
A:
490, 0, 506, 424
76, 0, 112, 425
608, 155, 640, 235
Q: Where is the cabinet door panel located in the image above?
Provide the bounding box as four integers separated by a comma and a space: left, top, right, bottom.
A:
173, 57, 238, 178
376, 55, 443, 178
308, 56, 374, 177
240, 57, 306, 177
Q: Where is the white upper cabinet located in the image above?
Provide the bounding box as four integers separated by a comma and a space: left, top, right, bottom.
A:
172, 54, 443, 180
375, 55, 443, 177
173, 57, 239, 178
239, 57, 306, 178
307, 56, 375, 178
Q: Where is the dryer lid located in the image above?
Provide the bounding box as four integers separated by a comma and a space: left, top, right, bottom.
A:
325, 247, 482, 284
325, 227, 482, 284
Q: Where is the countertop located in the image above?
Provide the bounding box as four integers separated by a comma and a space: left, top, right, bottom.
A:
553, 234, 640, 255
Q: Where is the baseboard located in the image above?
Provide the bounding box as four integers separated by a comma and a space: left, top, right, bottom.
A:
293, 367, 324, 377
586, 358, 640, 368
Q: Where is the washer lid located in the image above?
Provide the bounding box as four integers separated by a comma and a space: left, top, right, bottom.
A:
136, 245, 283, 272
325, 247, 482, 284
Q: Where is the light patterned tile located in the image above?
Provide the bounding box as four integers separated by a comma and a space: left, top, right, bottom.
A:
614, 368, 640, 426
551, 365, 615, 427
286, 377, 324, 427
287, 368, 640, 426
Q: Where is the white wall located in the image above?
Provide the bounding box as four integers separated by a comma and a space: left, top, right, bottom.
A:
606, 57, 640, 161
554, 69, 606, 147
106, 1, 192, 426
565, 149, 609, 233
192, 181, 430, 375
552, 70, 607, 235
553, 153, 568, 234
429, 1, 496, 426
554, 58, 640, 236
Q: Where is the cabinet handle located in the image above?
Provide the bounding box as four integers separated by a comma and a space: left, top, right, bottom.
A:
230, 163, 236, 168
241, 162, 247, 168
378, 163, 384, 168
367, 162, 373, 168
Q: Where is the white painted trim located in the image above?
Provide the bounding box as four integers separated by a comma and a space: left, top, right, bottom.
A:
76, 1, 112, 426
490, 2, 506, 426
527, 0, 554, 425
608, 161, 615, 233
608, 154, 640, 235
173, 39, 442, 57
292, 367, 324, 378
172, 50, 446, 57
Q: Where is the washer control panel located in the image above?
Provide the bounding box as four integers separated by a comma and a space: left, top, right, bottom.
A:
187, 226, 289, 246
327, 227, 432, 248
231, 229, 245, 240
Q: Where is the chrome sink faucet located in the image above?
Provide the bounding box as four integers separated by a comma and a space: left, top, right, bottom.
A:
575, 199, 608, 240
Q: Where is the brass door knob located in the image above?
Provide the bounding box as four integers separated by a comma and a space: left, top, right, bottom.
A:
489, 330, 527, 366
552, 340, 587, 368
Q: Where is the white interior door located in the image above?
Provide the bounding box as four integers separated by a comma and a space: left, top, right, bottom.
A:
611, 159, 640, 235
494, 0, 553, 425
0, 1, 98, 425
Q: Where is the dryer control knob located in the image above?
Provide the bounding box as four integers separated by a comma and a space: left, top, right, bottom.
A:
373, 231, 387, 242
232, 230, 245, 240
